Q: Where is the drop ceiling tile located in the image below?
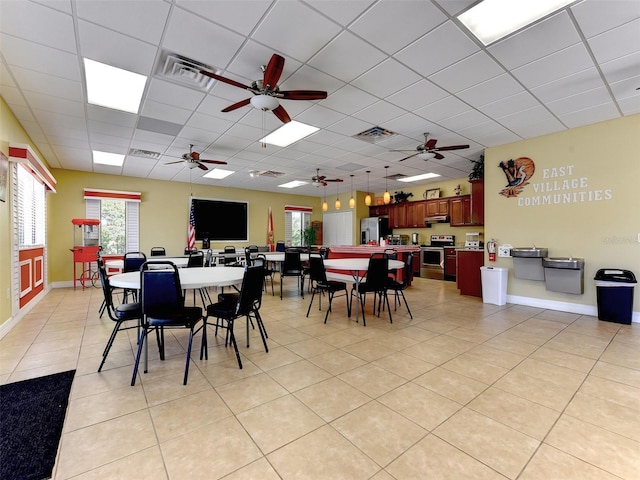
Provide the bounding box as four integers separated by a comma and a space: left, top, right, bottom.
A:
386, 80, 449, 110
175, 0, 271, 36
429, 51, 505, 93
78, 20, 158, 75
600, 51, 640, 84
309, 31, 387, 82
146, 79, 206, 111
352, 100, 406, 125
48, 136, 91, 151
197, 95, 249, 122
323, 116, 372, 136
384, 113, 433, 134
305, 0, 374, 26
558, 102, 620, 128
20, 91, 84, 118
488, 11, 581, 70
0, 35, 80, 81
123, 157, 156, 178
279, 65, 346, 95
349, 0, 446, 54
0, 63, 17, 88
76, 0, 170, 44
438, 109, 491, 131
395, 22, 479, 77
185, 112, 236, 136
457, 74, 524, 108
434, 0, 476, 16
296, 105, 347, 128
571, 0, 640, 38
87, 106, 138, 128
321, 85, 378, 115
352, 58, 422, 99
141, 99, 193, 125
225, 41, 302, 84
252, 2, 341, 62
481, 129, 523, 147
478, 91, 541, 118
617, 94, 640, 115
587, 18, 640, 64
0, 1, 76, 53
530, 68, 604, 103
497, 105, 566, 137
88, 120, 135, 139
18, 120, 47, 142
546, 86, 614, 116
10, 66, 83, 101
414, 96, 471, 122
90, 134, 132, 150
610, 75, 640, 102
163, 7, 246, 69
512, 43, 595, 89
458, 122, 512, 145
132, 129, 177, 148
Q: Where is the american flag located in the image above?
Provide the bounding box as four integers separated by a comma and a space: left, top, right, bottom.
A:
187, 202, 195, 250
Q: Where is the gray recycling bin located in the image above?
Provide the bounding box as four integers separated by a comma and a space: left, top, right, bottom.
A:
594, 269, 636, 324
481, 266, 508, 306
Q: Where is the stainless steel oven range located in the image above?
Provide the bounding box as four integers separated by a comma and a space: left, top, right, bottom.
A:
420, 235, 455, 280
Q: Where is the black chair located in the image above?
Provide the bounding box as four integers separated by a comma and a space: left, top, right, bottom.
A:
306, 256, 350, 323
387, 254, 413, 319
184, 247, 197, 255
275, 241, 285, 252
280, 249, 304, 300
255, 253, 275, 296
200, 265, 268, 369
97, 263, 141, 372
150, 247, 166, 257
219, 246, 240, 266
244, 245, 259, 265
122, 251, 147, 302
350, 256, 393, 326
187, 250, 204, 267
131, 261, 203, 386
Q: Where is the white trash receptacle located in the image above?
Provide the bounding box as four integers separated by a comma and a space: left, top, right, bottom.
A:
481, 266, 508, 305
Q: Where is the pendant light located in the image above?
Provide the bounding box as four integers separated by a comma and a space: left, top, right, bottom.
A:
322, 185, 328, 212
349, 174, 355, 208
335, 182, 341, 210
383, 166, 391, 204
364, 170, 372, 206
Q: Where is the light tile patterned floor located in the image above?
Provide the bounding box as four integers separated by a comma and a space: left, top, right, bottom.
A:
1, 277, 639, 479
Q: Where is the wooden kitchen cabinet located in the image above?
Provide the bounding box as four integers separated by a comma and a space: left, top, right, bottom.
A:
405, 201, 426, 228
470, 179, 484, 225
426, 199, 449, 216
457, 249, 484, 297
450, 195, 471, 226
369, 205, 390, 216
389, 203, 407, 228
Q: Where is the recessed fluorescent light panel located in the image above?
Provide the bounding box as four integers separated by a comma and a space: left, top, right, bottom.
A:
398, 173, 441, 183
84, 58, 147, 113
278, 180, 309, 189
203, 169, 234, 179
458, 0, 575, 45
260, 121, 319, 147
93, 150, 125, 167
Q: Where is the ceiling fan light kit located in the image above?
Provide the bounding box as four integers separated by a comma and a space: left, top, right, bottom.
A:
393, 132, 469, 162
250, 94, 279, 111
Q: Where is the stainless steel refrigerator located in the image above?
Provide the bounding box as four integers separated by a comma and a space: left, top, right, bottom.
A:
360, 217, 390, 244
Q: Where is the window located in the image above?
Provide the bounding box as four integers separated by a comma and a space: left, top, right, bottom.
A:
85, 189, 140, 254
17, 164, 45, 247
284, 205, 312, 246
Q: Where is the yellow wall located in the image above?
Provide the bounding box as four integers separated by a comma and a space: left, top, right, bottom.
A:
48, 169, 323, 283
485, 114, 640, 313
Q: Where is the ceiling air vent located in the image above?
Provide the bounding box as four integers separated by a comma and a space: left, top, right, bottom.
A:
386, 173, 406, 181
352, 126, 397, 143
249, 170, 285, 178
128, 148, 162, 160
157, 52, 218, 91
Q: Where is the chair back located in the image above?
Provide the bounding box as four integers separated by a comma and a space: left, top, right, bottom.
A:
204, 249, 214, 267
123, 251, 147, 273
184, 247, 197, 255
224, 246, 236, 254
308, 255, 328, 284
282, 250, 302, 273
404, 253, 414, 284
383, 248, 398, 260
245, 245, 259, 264
318, 247, 329, 259
366, 256, 390, 290
236, 265, 266, 316
187, 250, 204, 267
150, 247, 166, 257
98, 263, 115, 312
140, 262, 183, 317
275, 241, 286, 252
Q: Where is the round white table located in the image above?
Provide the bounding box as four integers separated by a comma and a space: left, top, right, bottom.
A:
106, 256, 190, 271
109, 266, 245, 290
259, 253, 310, 263
323, 258, 404, 322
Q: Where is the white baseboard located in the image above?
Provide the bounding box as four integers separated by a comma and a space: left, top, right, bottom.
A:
0, 287, 51, 340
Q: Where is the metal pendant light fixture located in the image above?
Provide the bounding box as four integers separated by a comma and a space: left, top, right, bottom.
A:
349, 174, 355, 208
335, 182, 341, 210
383, 166, 391, 204
364, 170, 372, 206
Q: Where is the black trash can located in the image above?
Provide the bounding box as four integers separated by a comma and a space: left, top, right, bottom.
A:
594, 269, 636, 324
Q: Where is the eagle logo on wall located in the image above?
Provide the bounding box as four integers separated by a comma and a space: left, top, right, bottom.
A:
498, 157, 535, 197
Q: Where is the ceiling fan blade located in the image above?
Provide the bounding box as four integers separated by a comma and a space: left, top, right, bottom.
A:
199, 70, 253, 91
272, 104, 291, 123
425, 139, 437, 149
197, 162, 208, 171
434, 153, 445, 160
164, 160, 183, 165
433, 144, 470, 151
279, 90, 328, 100
398, 152, 419, 162
200, 159, 228, 165
263, 54, 285, 90
324, 178, 343, 183
222, 98, 252, 112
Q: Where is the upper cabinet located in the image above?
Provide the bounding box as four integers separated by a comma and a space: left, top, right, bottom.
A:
369, 205, 389, 217
450, 180, 484, 226
405, 201, 427, 228
426, 199, 449, 216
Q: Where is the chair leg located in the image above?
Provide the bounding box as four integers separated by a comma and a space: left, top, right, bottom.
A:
131, 329, 147, 386
254, 310, 269, 352
323, 291, 334, 324
383, 291, 393, 324
306, 289, 317, 317
227, 319, 243, 369
400, 290, 413, 319
98, 321, 123, 372
200, 317, 208, 360
183, 328, 194, 385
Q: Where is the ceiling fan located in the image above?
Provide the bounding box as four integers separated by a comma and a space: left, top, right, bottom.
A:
392, 133, 469, 161
199, 53, 327, 123
164, 145, 228, 170
311, 168, 343, 187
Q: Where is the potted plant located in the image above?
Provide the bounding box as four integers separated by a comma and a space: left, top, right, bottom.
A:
468, 154, 484, 181
303, 226, 317, 246
393, 191, 414, 203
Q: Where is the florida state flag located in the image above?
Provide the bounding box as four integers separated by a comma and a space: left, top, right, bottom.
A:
267, 207, 274, 252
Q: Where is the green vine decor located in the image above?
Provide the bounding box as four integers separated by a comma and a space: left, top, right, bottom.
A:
393, 191, 414, 203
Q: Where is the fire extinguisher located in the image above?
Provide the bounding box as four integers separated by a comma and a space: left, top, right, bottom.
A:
487, 239, 497, 262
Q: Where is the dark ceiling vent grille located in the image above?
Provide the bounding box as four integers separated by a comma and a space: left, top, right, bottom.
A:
128, 148, 162, 160
386, 173, 406, 180
249, 170, 285, 178
157, 52, 218, 91
352, 126, 397, 143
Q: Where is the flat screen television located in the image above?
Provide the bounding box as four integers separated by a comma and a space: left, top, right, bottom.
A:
190, 197, 248, 242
